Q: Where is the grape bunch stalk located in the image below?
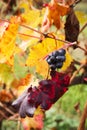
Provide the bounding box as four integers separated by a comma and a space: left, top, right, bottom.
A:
46, 49, 66, 70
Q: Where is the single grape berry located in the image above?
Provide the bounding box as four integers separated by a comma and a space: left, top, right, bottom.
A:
52, 51, 59, 57
49, 56, 56, 63
56, 56, 66, 62
58, 49, 66, 55
46, 49, 66, 70
46, 58, 51, 64
56, 62, 63, 68
50, 64, 56, 70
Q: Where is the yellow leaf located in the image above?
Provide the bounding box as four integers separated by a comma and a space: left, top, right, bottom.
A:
62, 51, 73, 71
19, 2, 31, 13
19, 3, 44, 28
75, 11, 87, 25
0, 63, 14, 86
0, 17, 22, 65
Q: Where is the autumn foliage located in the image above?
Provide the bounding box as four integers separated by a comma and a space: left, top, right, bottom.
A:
0, 0, 87, 130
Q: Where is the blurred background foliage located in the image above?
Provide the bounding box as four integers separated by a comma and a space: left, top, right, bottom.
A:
0, 0, 87, 130
43, 84, 87, 130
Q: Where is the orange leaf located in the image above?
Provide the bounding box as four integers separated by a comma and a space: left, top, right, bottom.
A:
12, 74, 32, 89
21, 114, 44, 130
41, 0, 70, 32
0, 90, 13, 102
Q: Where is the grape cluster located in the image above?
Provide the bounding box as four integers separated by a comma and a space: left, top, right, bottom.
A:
46, 49, 66, 70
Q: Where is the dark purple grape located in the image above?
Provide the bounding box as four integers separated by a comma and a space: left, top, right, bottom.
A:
61, 56, 66, 62
56, 56, 66, 62
46, 56, 56, 64
56, 62, 63, 68
50, 64, 56, 70
50, 56, 56, 62
46, 55, 50, 60
58, 49, 66, 56
46, 58, 51, 64
46, 49, 66, 70
52, 51, 59, 57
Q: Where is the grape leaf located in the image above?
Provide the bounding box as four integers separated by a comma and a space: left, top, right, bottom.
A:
19, 2, 44, 28
75, 11, 87, 25
14, 54, 29, 79
61, 52, 73, 71
65, 8, 80, 44
41, 0, 69, 32
0, 17, 22, 65
21, 114, 44, 130
0, 63, 14, 86
0, 89, 13, 102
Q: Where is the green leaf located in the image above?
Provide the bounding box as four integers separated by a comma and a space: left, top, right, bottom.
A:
14, 54, 29, 79
28, 66, 36, 74
0, 63, 14, 86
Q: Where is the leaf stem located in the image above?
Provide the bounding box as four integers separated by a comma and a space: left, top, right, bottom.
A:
77, 101, 87, 130
70, 0, 82, 7
0, 102, 15, 115
0, 18, 87, 53
70, 64, 84, 84
77, 45, 87, 53
45, 34, 69, 44
20, 24, 43, 35
0, 19, 43, 35
45, 34, 87, 53
79, 22, 87, 34
0, 110, 8, 119
18, 32, 40, 39
74, 0, 82, 6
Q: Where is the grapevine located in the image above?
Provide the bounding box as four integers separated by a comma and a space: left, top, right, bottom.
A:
0, 0, 87, 130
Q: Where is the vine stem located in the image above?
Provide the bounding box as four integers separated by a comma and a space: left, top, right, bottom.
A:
0, 18, 87, 53
20, 24, 43, 35
46, 35, 87, 53
0, 110, 8, 119
74, 0, 82, 6
0, 18, 72, 44
77, 45, 87, 53
0, 102, 15, 115
17, 117, 21, 130
18, 32, 40, 39
0, 18, 43, 35
70, 64, 84, 84
42, 42, 76, 60
79, 22, 87, 34
70, 0, 82, 7
77, 101, 87, 130
7, 114, 19, 121
45, 34, 70, 44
